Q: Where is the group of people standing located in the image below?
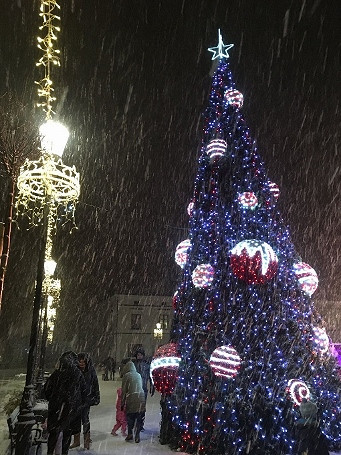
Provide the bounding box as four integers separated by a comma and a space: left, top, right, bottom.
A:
43, 346, 154, 453
44, 351, 100, 455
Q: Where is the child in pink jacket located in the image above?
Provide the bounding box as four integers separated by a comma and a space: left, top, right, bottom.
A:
111, 387, 127, 436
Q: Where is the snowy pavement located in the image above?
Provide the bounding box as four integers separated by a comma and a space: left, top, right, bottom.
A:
43, 377, 182, 455
1, 373, 340, 454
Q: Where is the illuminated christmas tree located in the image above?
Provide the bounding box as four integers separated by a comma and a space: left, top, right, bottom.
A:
157, 31, 341, 455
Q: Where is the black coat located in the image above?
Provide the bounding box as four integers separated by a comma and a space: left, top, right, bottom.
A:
44, 361, 87, 431
80, 356, 100, 407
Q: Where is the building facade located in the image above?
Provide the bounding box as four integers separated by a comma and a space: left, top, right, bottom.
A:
109, 294, 173, 363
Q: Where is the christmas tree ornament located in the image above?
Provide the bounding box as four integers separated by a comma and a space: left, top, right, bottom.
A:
224, 88, 244, 109
267, 181, 280, 200
175, 239, 191, 268
192, 263, 215, 288
150, 343, 181, 394
208, 29, 234, 60
286, 379, 311, 406
293, 262, 318, 296
312, 326, 330, 355
238, 191, 258, 210
209, 345, 242, 378
172, 291, 178, 309
230, 239, 278, 284
206, 139, 227, 161
187, 201, 195, 216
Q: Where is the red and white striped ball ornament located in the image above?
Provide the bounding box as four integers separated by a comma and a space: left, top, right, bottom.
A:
172, 291, 178, 309
267, 181, 280, 200
150, 343, 181, 394
286, 379, 311, 406
192, 263, 215, 288
230, 239, 278, 284
187, 201, 195, 216
175, 239, 191, 268
238, 192, 258, 210
206, 139, 227, 160
293, 262, 318, 296
209, 345, 242, 379
312, 326, 329, 355
224, 89, 244, 109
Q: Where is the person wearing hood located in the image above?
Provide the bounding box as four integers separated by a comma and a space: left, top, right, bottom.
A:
69, 352, 100, 450
44, 351, 87, 455
294, 398, 329, 455
132, 347, 155, 431
121, 360, 146, 443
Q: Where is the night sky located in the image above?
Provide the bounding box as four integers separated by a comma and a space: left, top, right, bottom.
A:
0, 0, 340, 355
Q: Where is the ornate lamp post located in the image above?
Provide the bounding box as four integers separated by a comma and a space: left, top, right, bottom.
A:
14, 1, 79, 453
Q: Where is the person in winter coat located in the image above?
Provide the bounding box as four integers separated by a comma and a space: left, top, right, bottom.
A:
69, 352, 100, 450
111, 387, 127, 436
121, 360, 146, 443
294, 398, 329, 455
44, 351, 87, 455
132, 347, 155, 430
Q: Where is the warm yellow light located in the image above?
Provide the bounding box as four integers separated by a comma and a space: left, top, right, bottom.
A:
44, 259, 57, 276
39, 120, 69, 157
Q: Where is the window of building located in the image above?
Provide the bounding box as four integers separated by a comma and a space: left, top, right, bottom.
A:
160, 314, 169, 329
131, 313, 142, 330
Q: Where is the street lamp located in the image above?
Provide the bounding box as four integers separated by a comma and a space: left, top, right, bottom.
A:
36, 258, 61, 396
14, 1, 79, 453
154, 322, 163, 340
15, 121, 79, 454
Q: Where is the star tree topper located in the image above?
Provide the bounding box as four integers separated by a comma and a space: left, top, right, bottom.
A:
208, 29, 234, 60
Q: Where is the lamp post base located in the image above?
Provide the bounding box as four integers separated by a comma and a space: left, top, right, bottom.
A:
15, 385, 36, 455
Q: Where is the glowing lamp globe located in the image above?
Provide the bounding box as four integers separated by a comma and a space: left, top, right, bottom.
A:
192, 264, 215, 288
312, 326, 329, 355
230, 239, 278, 284
209, 345, 242, 379
224, 89, 244, 109
40, 120, 69, 157
44, 259, 57, 276
293, 262, 318, 296
238, 192, 258, 210
175, 239, 191, 268
206, 139, 227, 160
286, 379, 310, 406
150, 343, 181, 394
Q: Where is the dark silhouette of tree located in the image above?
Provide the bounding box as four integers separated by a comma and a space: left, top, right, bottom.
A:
0, 92, 40, 312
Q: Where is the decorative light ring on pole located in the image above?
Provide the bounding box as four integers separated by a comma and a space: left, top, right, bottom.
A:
16, 155, 80, 225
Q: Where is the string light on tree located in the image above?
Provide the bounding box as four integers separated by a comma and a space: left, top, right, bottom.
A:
230, 239, 278, 284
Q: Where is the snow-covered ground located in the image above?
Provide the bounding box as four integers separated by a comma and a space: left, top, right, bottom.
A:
1, 372, 340, 455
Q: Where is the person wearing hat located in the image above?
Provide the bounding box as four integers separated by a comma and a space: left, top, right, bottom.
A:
44, 351, 87, 455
